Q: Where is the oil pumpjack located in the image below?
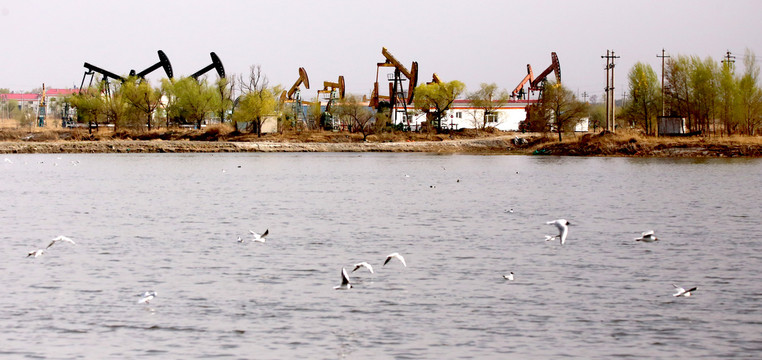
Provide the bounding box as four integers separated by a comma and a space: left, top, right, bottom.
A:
510, 52, 562, 131
129, 50, 174, 80
316, 75, 345, 130
510, 52, 561, 99
37, 84, 46, 127
190, 52, 226, 80
370, 47, 418, 127
280, 67, 310, 128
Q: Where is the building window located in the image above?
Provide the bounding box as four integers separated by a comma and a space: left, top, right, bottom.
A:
455, 112, 462, 119
486, 113, 498, 123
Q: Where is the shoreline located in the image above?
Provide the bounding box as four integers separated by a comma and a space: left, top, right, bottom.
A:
1, 135, 762, 157
0, 137, 519, 154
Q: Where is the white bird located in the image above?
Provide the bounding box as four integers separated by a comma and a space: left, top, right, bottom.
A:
27, 249, 45, 258
3, 158, 12, 164
334, 268, 352, 290
673, 284, 698, 297
249, 229, 269, 243
138, 291, 158, 304
47, 235, 76, 249
545, 219, 570, 245
352, 262, 374, 274
384, 253, 407, 267
237, 236, 244, 243
635, 230, 658, 242
503, 272, 514, 281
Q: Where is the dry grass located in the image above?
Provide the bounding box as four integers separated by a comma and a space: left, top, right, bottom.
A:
523, 130, 762, 156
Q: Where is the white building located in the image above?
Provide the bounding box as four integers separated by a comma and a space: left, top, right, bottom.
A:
392, 99, 536, 131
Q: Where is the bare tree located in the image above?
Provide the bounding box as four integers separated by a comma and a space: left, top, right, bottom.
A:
467, 83, 509, 132
538, 82, 588, 141
334, 94, 375, 140
238, 65, 268, 94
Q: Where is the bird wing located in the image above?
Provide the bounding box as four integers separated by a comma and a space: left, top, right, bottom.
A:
642, 230, 655, 237
54, 235, 75, 244
685, 287, 698, 293
261, 229, 269, 238
397, 255, 407, 267
341, 268, 350, 286
383, 256, 392, 266
560, 227, 568, 245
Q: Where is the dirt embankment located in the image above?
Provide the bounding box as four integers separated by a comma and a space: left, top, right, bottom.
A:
0, 127, 761, 157
529, 132, 762, 157
0, 127, 516, 154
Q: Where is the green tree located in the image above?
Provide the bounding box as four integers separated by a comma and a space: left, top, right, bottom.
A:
689, 56, 719, 134
103, 83, 130, 131
625, 62, 660, 134
588, 103, 606, 132
214, 77, 235, 124
467, 83, 510, 131
738, 50, 762, 135
334, 94, 375, 140
122, 77, 164, 130
537, 82, 588, 141
169, 77, 217, 129
718, 58, 739, 135
232, 85, 279, 137
307, 100, 323, 131
665, 56, 692, 125
413, 80, 466, 131
69, 86, 106, 132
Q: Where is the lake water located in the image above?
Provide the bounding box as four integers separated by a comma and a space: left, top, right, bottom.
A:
1, 153, 761, 359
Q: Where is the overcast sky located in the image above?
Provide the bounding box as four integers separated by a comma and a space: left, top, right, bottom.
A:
1, 0, 759, 101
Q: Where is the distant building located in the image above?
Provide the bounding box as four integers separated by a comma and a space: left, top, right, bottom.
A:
393, 99, 536, 131
1, 88, 78, 120
575, 117, 589, 132
658, 116, 687, 136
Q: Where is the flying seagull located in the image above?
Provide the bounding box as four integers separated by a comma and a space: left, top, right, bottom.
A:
503, 272, 514, 281
635, 230, 658, 243
545, 219, 570, 245
249, 229, 269, 243
384, 253, 407, 267
138, 291, 158, 304
27, 249, 45, 258
47, 235, 76, 249
673, 284, 698, 297
352, 262, 374, 274
334, 268, 352, 290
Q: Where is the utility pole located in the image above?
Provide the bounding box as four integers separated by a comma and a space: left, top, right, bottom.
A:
601, 50, 620, 132
657, 48, 670, 137
722, 50, 736, 69
603, 50, 610, 131
581, 91, 588, 103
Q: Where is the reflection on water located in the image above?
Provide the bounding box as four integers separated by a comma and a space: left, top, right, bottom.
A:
1, 153, 761, 358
